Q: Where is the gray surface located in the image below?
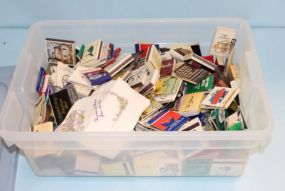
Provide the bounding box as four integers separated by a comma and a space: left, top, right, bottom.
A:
0, 66, 17, 191
0, 142, 18, 191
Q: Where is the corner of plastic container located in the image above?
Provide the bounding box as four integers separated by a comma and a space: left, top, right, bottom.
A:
28, 20, 49, 30
234, 17, 251, 26
2, 140, 15, 148
28, 22, 39, 29
0, 129, 14, 148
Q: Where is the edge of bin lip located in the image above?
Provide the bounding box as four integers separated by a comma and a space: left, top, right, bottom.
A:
28, 17, 250, 28
0, 128, 271, 142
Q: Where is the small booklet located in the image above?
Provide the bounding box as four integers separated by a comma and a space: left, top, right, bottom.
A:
186, 75, 214, 93
81, 67, 111, 86
140, 96, 163, 121
177, 92, 205, 117
154, 81, 186, 103
154, 77, 182, 95
135, 43, 159, 59
145, 45, 162, 71
160, 58, 175, 77
101, 161, 133, 176
138, 61, 160, 95
36, 67, 46, 94
226, 108, 245, 131
169, 44, 193, 61
68, 65, 93, 87
74, 152, 101, 175
80, 39, 103, 67
31, 122, 54, 132
55, 62, 73, 88
179, 117, 204, 131
45, 38, 76, 66
201, 87, 240, 109
154, 92, 178, 104
125, 65, 150, 88
132, 151, 168, 176
48, 84, 79, 125
173, 63, 210, 85
208, 109, 226, 131
104, 53, 134, 77
210, 27, 236, 57
226, 63, 240, 81
147, 109, 188, 131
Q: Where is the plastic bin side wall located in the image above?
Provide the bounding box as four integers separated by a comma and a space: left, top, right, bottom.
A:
23, 148, 250, 176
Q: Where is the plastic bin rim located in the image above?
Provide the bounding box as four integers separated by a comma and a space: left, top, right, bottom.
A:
29, 17, 251, 30
0, 17, 272, 145
0, 128, 271, 142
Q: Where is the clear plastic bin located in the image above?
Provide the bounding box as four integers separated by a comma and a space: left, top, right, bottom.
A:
0, 18, 273, 176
